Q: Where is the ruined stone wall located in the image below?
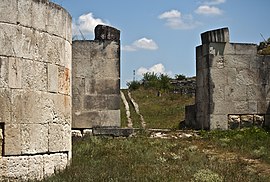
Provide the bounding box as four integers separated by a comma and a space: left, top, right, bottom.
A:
72, 25, 120, 130
194, 27, 270, 130
0, 0, 72, 180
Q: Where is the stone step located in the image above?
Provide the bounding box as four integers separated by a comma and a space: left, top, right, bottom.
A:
92, 127, 135, 137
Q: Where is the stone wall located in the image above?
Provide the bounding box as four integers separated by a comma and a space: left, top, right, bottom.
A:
72, 25, 121, 129
189, 27, 270, 130
0, 0, 72, 180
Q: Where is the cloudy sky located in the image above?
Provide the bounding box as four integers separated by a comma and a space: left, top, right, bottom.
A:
52, 0, 270, 88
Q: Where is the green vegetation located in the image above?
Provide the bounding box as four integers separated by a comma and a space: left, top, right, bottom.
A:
200, 127, 270, 163
258, 37, 270, 55
41, 129, 270, 182
130, 88, 194, 129
127, 72, 186, 92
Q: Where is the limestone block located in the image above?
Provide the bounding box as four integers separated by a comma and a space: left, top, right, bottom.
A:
210, 114, 228, 130
234, 101, 249, 113
83, 129, 93, 136
0, 57, 9, 88
228, 115, 240, 129
52, 94, 72, 125
72, 77, 85, 112
0, 88, 11, 124
248, 101, 258, 113
0, 23, 17, 57
64, 40, 72, 69
247, 85, 264, 101
94, 58, 120, 79
4, 156, 28, 180
72, 41, 91, 60
49, 123, 71, 152
257, 101, 269, 114
27, 155, 44, 180
32, 0, 47, 31
254, 115, 264, 126
5, 124, 21, 155
65, 14, 72, 42
104, 41, 120, 59
226, 55, 253, 69
227, 68, 237, 84
106, 95, 120, 110
240, 115, 254, 128
17, 0, 32, 27
236, 69, 256, 86
84, 95, 107, 110
196, 45, 203, 58
58, 67, 71, 95
95, 110, 120, 127
233, 43, 257, 55
48, 64, 59, 93
22, 59, 47, 91
212, 85, 225, 101
8, 57, 22, 89
196, 68, 208, 88
211, 101, 234, 115
43, 154, 55, 177
0, 0, 18, 24
46, 36, 62, 65
210, 68, 227, 86
21, 124, 49, 154
11, 90, 55, 124
85, 78, 120, 95
72, 130, 82, 137
225, 85, 247, 101
46, 4, 64, 37
72, 110, 120, 129
211, 55, 226, 68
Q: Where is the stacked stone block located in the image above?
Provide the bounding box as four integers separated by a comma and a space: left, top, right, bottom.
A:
192, 27, 270, 130
72, 25, 121, 129
0, 0, 72, 180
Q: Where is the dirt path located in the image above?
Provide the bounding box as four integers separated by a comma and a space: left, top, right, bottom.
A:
120, 91, 133, 128
128, 91, 146, 129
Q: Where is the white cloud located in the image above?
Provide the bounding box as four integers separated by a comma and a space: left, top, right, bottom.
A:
158, 10, 200, 30
123, 38, 158, 52
73, 12, 109, 38
195, 5, 223, 15
137, 63, 172, 76
158, 9, 181, 19
204, 0, 226, 5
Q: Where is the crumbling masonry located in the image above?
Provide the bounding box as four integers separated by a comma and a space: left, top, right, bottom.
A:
185, 28, 270, 130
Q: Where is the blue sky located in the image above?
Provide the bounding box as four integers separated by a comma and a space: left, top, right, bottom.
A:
52, 0, 270, 88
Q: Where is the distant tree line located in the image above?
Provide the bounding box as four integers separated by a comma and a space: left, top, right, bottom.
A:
127, 72, 186, 92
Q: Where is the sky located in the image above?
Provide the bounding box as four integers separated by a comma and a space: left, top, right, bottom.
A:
52, 0, 270, 88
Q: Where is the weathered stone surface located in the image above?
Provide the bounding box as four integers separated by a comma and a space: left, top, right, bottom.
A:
8, 57, 22, 89
48, 64, 59, 93
0, 1, 72, 180
72, 26, 120, 129
95, 25, 120, 41
192, 27, 270, 130
21, 124, 49, 154
0, 0, 18, 24
22, 59, 47, 91
5, 124, 21, 155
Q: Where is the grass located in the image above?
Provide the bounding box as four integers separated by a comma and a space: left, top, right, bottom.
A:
41, 131, 270, 182
130, 88, 194, 129
200, 127, 270, 164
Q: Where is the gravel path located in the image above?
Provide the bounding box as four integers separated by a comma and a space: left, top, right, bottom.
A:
128, 91, 146, 129
120, 91, 133, 128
